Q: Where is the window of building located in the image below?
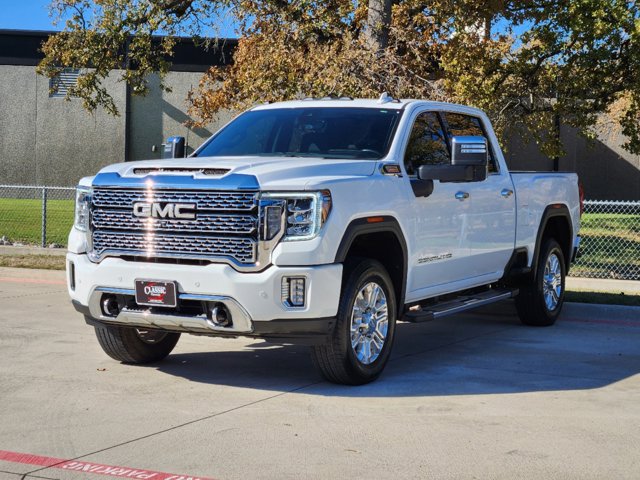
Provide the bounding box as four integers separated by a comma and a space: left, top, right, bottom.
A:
403, 112, 450, 176
49, 69, 80, 98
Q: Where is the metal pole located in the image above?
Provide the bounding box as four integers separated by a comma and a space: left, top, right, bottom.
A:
41, 187, 47, 248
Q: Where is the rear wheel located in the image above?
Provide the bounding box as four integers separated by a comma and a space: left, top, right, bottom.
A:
93, 321, 180, 363
311, 259, 397, 385
515, 238, 566, 326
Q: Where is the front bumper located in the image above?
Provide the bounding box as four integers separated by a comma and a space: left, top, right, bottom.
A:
67, 253, 342, 342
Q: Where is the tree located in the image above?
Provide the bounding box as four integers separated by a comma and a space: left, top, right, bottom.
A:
366, 0, 393, 51
38, 0, 640, 157
38, 0, 228, 115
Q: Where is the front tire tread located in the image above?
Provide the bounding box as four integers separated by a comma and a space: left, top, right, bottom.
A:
93, 322, 180, 364
311, 259, 396, 385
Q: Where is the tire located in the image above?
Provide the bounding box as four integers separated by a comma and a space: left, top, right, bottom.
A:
93, 322, 180, 364
515, 238, 566, 326
311, 259, 397, 385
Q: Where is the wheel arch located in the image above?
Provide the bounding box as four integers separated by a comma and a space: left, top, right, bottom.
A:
335, 216, 408, 318
531, 204, 573, 280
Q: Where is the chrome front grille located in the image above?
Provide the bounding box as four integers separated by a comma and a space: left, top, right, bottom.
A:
90, 188, 259, 265
92, 210, 256, 234
92, 189, 256, 211
92, 232, 256, 263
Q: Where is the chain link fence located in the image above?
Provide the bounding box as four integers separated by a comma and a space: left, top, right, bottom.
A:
0, 185, 75, 248
0, 185, 638, 280
571, 200, 640, 281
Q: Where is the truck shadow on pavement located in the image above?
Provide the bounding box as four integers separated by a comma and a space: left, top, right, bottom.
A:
154, 301, 640, 397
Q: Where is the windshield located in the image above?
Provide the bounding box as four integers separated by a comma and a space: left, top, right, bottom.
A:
195, 107, 403, 160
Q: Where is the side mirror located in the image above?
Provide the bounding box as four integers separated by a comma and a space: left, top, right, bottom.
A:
451, 136, 488, 167
162, 136, 186, 159
417, 136, 488, 183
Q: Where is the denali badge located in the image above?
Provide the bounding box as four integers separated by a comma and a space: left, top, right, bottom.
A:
133, 202, 196, 219
418, 253, 453, 264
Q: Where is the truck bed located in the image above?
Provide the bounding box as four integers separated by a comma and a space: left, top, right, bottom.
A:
510, 171, 580, 265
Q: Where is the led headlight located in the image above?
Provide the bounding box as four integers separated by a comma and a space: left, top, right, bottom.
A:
260, 191, 331, 241
259, 198, 285, 241
74, 186, 92, 232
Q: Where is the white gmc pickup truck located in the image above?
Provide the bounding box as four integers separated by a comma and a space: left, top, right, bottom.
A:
67, 97, 582, 384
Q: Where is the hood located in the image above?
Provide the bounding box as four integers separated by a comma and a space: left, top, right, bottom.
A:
94, 156, 377, 190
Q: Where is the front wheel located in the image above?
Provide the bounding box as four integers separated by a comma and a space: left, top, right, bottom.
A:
311, 259, 397, 385
515, 238, 566, 326
93, 322, 180, 363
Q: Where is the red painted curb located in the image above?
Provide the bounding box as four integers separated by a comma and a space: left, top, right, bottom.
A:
0, 450, 216, 480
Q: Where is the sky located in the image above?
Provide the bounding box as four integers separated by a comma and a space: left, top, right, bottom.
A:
0, 1, 526, 40
0, 0, 239, 37
0, 0, 58, 31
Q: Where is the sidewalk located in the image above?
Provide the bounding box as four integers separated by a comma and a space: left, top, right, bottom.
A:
0, 265, 66, 281
0, 245, 66, 256
566, 277, 640, 295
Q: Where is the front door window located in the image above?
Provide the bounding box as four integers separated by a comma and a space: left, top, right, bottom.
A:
404, 112, 450, 176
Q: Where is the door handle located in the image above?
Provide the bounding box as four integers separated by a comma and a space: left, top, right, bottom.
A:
500, 188, 514, 198
455, 191, 470, 201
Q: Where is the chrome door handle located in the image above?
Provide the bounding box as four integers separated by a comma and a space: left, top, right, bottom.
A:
500, 188, 514, 198
455, 191, 470, 201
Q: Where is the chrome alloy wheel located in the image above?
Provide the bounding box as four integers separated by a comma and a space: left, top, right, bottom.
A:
543, 252, 563, 311
135, 329, 168, 344
350, 282, 389, 365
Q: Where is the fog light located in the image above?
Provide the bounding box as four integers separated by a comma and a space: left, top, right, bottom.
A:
102, 295, 120, 317
282, 277, 306, 307
210, 303, 232, 327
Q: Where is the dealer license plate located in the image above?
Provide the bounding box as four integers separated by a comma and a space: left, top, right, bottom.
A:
135, 280, 177, 308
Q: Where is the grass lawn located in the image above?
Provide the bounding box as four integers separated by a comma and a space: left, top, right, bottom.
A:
571, 212, 640, 280
0, 198, 74, 246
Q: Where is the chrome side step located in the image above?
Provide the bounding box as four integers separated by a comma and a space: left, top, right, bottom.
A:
402, 288, 518, 323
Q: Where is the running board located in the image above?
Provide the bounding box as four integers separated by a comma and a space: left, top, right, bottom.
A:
402, 288, 518, 323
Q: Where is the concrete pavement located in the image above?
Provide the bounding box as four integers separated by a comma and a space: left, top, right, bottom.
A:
0, 266, 639, 480
566, 276, 640, 295
0, 246, 67, 256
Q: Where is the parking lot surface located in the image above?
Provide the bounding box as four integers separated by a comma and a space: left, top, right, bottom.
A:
1, 266, 639, 480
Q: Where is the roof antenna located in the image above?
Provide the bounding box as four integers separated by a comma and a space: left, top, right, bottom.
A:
378, 92, 394, 104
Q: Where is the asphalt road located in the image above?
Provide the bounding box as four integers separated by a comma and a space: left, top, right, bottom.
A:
0, 266, 639, 480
